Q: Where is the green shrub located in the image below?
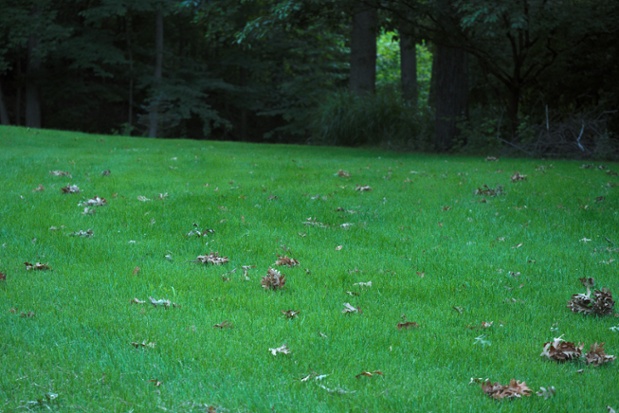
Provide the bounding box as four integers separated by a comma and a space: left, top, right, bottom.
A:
309, 88, 432, 149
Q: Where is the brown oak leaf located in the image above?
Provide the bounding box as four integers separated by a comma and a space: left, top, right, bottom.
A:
541, 336, 583, 362
584, 342, 616, 366
275, 255, 299, 267
397, 321, 419, 330
355, 370, 383, 378
24, 262, 50, 271
196, 252, 229, 265
261, 268, 286, 290
61, 184, 80, 194
481, 379, 532, 399
282, 309, 300, 319
567, 287, 615, 316
269, 344, 291, 356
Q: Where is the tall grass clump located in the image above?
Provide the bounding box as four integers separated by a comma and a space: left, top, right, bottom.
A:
309, 89, 432, 149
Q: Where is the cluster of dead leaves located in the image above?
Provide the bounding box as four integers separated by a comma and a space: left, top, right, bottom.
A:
567, 278, 615, 316
481, 379, 532, 400
474, 184, 504, 196
9, 307, 35, 318
195, 252, 229, 265
61, 184, 80, 194
130, 297, 180, 309
274, 255, 299, 267
261, 268, 286, 290
541, 336, 616, 366
24, 262, 50, 271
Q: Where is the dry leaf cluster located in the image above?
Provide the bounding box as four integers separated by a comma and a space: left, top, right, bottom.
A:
269, 344, 290, 356
396, 321, 419, 330
511, 172, 527, 182
567, 287, 614, 316
541, 336, 615, 366
69, 229, 94, 238
474, 184, 504, 196
196, 252, 229, 265
79, 196, 107, 207
61, 184, 80, 194
24, 262, 50, 271
261, 268, 286, 290
481, 379, 532, 399
49, 170, 71, 177
355, 370, 383, 378
274, 255, 299, 267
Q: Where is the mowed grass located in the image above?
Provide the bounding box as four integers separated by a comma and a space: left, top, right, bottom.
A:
1, 126, 618, 412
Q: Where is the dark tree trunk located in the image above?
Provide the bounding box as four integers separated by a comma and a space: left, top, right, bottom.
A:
25, 33, 41, 128
148, 8, 164, 138
350, 4, 377, 95
430, 44, 468, 151
0, 80, 9, 124
399, 23, 418, 108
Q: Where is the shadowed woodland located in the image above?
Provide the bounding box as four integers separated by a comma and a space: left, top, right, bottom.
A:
1, 0, 618, 157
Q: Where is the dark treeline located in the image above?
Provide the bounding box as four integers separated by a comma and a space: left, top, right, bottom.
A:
1, 0, 618, 156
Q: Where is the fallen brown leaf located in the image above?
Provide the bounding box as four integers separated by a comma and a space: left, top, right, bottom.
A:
275, 255, 299, 267
49, 170, 72, 177
196, 252, 229, 265
61, 184, 80, 194
213, 320, 233, 329
355, 370, 383, 378
481, 379, 532, 399
355, 185, 372, 192
585, 342, 616, 366
261, 268, 286, 290
511, 172, 527, 182
131, 340, 156, 349
397, 321, 419, 330
130, 298, 146, 304
342, 302, 361, 314
24, 262, 50, 271
282, 309, 300, 319
541, 336, 583, 362
32, 184, 45, 192
269, 344, 291, 356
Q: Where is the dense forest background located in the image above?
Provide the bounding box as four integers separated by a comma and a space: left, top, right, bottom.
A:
1, 0, 618, 157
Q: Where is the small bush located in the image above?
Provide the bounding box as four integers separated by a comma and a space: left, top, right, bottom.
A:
309, 88, 432, 149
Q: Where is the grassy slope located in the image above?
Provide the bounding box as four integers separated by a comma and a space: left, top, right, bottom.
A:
1, 126, 618, 412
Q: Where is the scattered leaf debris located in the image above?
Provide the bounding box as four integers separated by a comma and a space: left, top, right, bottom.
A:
69, 229, 94, 238
536, 386, 556, 399
79, 196, 107, 207
24, 262, 50, 271
355, 370, 383, 379
355, 185, 372, 192
261, 268, 286, 290
148, 296, 179, 309
130, 298, 146, 304
196, 252, 229, 265
269, 344, 291, 356
213, 320, 233, 329
32, 184, 45, 192
511, 172, 527, 182
281, 309, 300, 319
318, 384, 355, 395
0, 272, 6, 281
50, 170, 72, 177
336, 169, 350, 177
481, 379, 532, 399
397, 321, 419, 330
61, 184, 80, 194
353, 281, 372, 288
475, 185, 504, 196
275, 255, 299, 267
567, 285, 615, 316
131, 340, 156, 349
342, 302, 361, 314
584, 342, 616, 366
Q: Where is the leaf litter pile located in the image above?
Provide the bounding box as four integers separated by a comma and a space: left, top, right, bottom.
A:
2, 138, 619, 412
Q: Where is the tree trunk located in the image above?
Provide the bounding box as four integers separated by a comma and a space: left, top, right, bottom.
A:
25, 32, 42, 128
148, 7, 164, 138
399, 23, 418, 108
0, 80, 10, 125
349, 4, 377, 95
430, 44, 468, 151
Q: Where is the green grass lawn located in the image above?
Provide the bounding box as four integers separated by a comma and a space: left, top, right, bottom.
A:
1, 126, 618, 412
